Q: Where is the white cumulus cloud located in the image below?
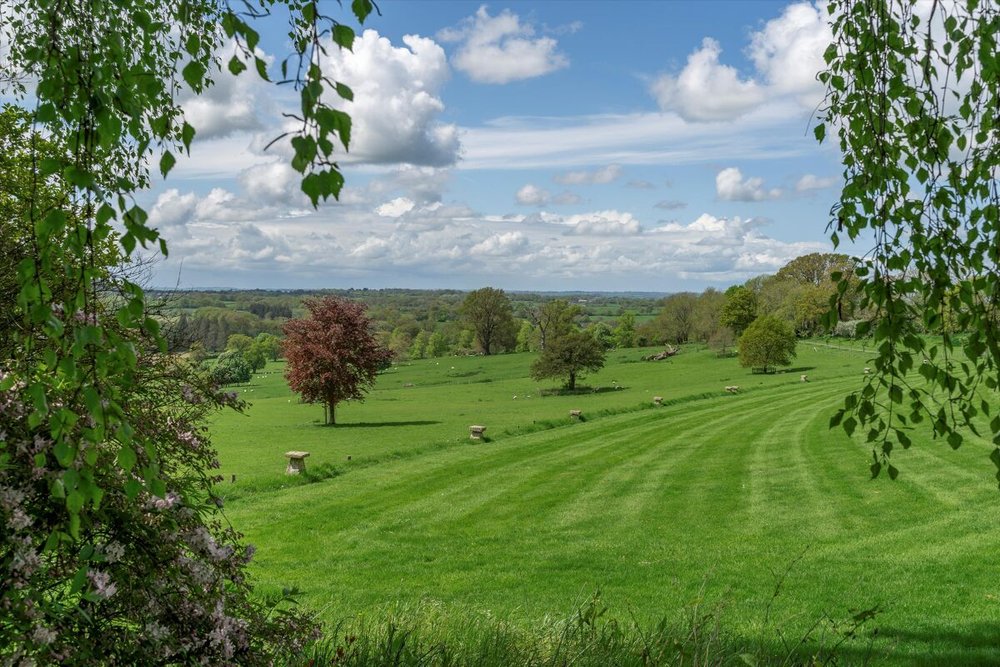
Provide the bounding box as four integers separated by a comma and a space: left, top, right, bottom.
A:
650, 38, 765, 122
376, 197, 417, 217
516, 184, 550, 206
649, 2, 831, 123
178, 42, 274, 141
749, 1, 831, 107
441, 6, 569, 84
322, 30, 460, 166
715, 167, 781, 201
149, 189, 198, 237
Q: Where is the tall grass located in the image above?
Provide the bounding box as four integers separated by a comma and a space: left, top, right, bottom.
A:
293, 586, 881, 667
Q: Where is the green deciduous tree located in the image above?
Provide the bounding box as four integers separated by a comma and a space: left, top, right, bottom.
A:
409, 331, 430, 359
654, 292, 698, 344
612, 312, 637, 348
427, 331, 449, 358
211, 349, 253, 385
738, 316, 797, 374
516, 320, 538, 352
226, 333, 254, 353
530, 330, 607, 391
530, 299, 582, 351
252, 332, 282, 362
461, 287, 516, 355
720, 286, 758, 336
817, 0, 1000, 480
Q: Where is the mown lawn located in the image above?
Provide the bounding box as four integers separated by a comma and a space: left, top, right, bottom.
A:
212, 344, 1000, 665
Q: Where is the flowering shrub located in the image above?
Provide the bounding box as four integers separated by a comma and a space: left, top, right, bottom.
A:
0, 355, 319, 664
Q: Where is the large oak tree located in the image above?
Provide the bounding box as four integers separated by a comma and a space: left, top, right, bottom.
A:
283, 296, 392, 425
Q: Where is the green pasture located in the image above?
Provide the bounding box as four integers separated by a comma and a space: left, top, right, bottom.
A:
212, 345, 1000, 665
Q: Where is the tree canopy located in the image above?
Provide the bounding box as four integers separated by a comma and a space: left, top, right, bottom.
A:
461, 287, 516, 355
738, 316, 797, 374
818, 0, 1000, 480
530, 299, 582, 351
283, 296, 392, 425
720, 286, 758, 336
531, 330, 607, 391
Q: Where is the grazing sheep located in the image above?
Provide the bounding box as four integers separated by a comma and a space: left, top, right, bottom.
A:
801, 374, 809, 382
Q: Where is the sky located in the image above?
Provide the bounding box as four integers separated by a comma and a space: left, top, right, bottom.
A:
147, 0, 851, 293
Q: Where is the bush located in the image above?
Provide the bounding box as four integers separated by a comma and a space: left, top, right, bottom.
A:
210, 349, 253, 385
0, 357, 319, 664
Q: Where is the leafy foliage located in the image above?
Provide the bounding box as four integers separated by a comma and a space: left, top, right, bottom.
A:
210, 349, 253, 385
283, 296, 392, 425
0, 0, 374, 659
738, 316, 797, 374
817, 0, 1000, 480
529, 299, 582, 351
461, 288, 516, 355
720, 286, 758, 336
530, 330, 607, 391
612, 312, 637, 348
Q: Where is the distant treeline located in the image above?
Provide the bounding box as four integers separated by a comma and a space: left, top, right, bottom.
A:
156, 253, 868, 359
155, 288, 662, 356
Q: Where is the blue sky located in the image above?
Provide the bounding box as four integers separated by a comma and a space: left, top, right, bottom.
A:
148, 1, 848, 292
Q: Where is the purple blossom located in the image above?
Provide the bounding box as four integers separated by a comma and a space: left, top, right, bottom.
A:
31, 625, 57, 646
87, 569, 117, 600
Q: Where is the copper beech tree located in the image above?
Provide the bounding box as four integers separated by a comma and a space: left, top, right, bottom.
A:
283, 296, 392, 425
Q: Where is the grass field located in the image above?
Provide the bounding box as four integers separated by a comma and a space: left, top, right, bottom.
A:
211, 345, 1000, 665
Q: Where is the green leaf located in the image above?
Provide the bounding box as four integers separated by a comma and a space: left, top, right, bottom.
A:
896, 430, 912, 449
118, 445, 137, 471
228, 55, 247, 76
301, 172, 322, 207
333, 24, 355, 50
843, 417, 857, 437
182, 60, 207, 91
159, 150, 176, 177
181, 121, 196, 152
947, 431, 963, 449
254, 56, 269, 81
813, 123, 825, 143
125, 479, 143, 500
335, 81, 354, 101
352, 0, 374, 23
70, 566, 88, 594
66, 490, 84, 514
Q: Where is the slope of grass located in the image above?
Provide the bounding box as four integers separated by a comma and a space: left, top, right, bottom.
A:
210, 345, 864, 488
212, 344, 1000, 665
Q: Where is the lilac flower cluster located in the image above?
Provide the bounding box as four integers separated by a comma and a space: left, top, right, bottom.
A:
1, 359, 320, 664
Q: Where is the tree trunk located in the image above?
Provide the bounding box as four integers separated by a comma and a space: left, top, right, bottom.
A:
568, 371, 576, 390
326, 399, 337, 425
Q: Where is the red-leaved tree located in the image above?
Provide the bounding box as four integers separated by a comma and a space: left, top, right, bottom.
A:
282, 297, 392, 425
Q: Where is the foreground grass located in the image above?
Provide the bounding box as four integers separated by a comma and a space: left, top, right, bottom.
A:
213, 345, 1000, 665
292, 593, 880, 666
